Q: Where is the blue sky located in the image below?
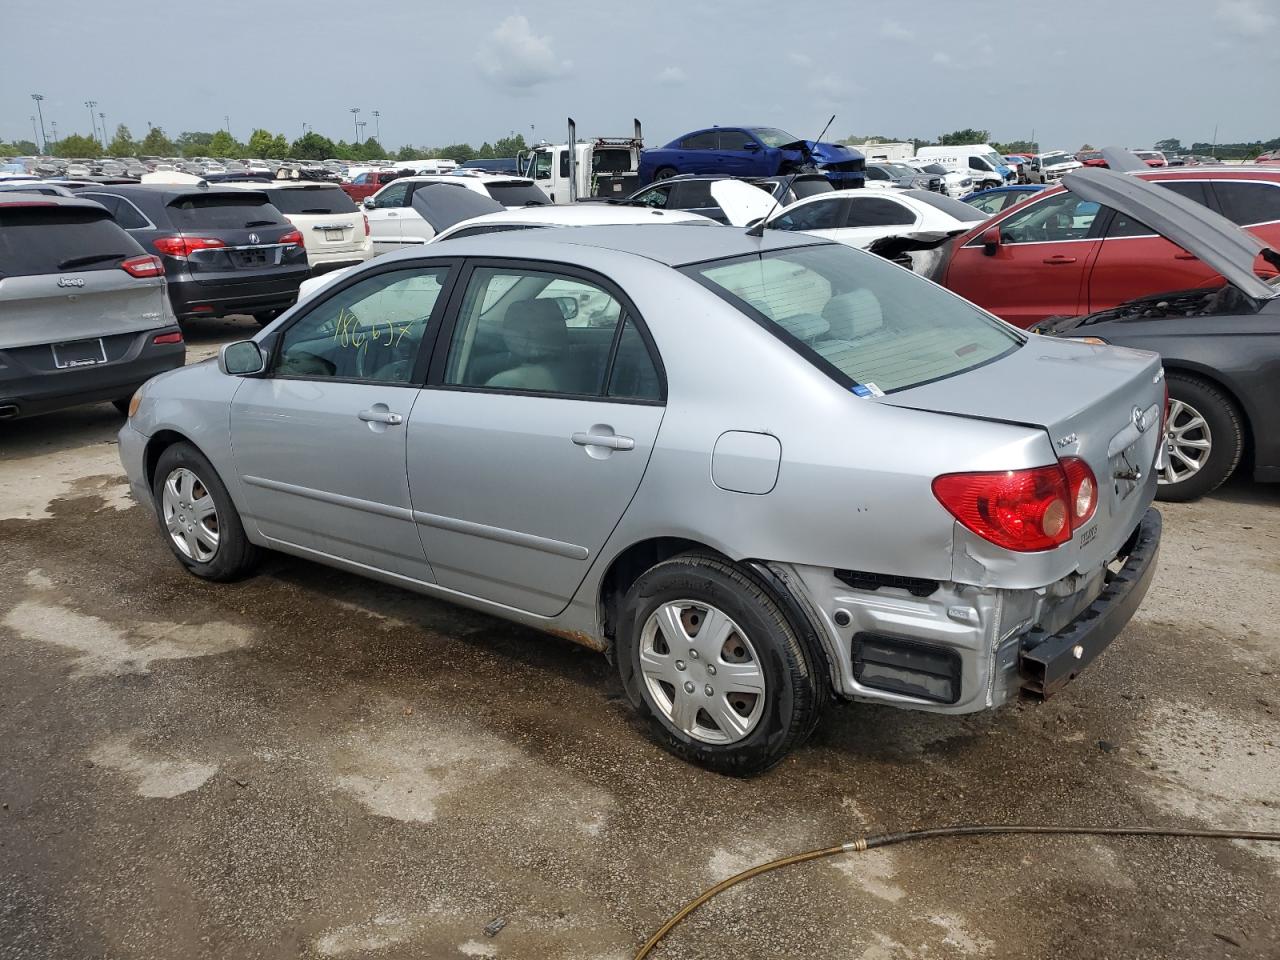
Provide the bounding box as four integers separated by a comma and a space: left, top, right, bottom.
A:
5, 0, 1277, 151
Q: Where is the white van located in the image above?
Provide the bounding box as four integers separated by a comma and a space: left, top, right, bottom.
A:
915, 144, 1013, 190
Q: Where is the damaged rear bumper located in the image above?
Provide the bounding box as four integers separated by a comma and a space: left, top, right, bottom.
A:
1019, 508, 1161, 699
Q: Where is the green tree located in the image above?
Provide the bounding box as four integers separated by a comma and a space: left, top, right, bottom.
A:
438, 143, 476, 163
493, 133, 528, 157
207, 130, 242, 158
938, 128, 990, 146
107, 124, 137, 156
178, 131, 215, 157
476, 141, 496, 159
139, 126, 178, 156
1154, 138, 1183, 155
245, 128, 277, 158
290, 131, 336, 160
1079, 143, 1096, 152
1, 139, 39, 154
268, 134, 290, 159
53, 133, 102, 158
359, 137, 386, 161
396, 144, 423, 161
993, 140, 1037, 154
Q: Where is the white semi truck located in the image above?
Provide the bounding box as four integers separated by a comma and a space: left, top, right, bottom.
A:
519, 119, 644, 204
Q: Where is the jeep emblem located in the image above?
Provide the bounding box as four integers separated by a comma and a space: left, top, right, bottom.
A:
57, 277, 85, 288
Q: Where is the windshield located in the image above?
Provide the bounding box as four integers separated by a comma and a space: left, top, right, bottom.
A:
982, 153, 1006, 170
1040, 153, 1072, 166
683, 244, 1021, 393
921, 163, 948, 175
484, 182, 549, 206
268, 186, 357, 215
749, 127, 799, 148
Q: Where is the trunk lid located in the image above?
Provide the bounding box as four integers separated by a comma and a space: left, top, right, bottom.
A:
266, 185, 366, 255
879, 335, 1164, 571
163, 190, 304, 285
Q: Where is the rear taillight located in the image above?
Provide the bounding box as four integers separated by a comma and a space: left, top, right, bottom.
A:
278, 229, 303, 247
153, 235, 226, 259
152, 331, 184, 345
1060, 457, 1098, 529
1160, 376, 1170, 436
932, 465, 1073, 552
363, 213, 370, 236
120, 254, 164, 278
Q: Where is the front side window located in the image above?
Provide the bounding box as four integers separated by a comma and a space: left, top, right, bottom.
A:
373, 182, 410, 208
717, 130, 757, 151
274, 267, 448, 382
685, 244, 1021, 393
772, 198, 848, 231
443, 266, 657, 399
987, 193, 1101, 244
632, 186, 670, 208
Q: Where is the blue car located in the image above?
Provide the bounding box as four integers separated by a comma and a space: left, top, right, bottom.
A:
638, 126, 865, 189
960, 183, 1046, 216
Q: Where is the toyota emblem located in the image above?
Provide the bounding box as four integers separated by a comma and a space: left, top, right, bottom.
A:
248, 233, 260, 245
1132, 406, 1149, 433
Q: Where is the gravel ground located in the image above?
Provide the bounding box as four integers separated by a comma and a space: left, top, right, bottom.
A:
2, 316, 1278, 960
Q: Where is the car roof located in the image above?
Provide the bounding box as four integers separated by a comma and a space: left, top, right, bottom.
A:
440, 206, 713, 235
401, 222, 825, 268
0, 192, 109, 212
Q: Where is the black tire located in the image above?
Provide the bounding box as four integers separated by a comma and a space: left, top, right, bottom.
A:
1157, 373, 1244, 502
111, 395, 133, 415
151, 441, 258, 581
654, 166, 678, 181
616, 553, 823, 776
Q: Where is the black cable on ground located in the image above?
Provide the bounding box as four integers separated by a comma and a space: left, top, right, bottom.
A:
632, 823, 1280, 959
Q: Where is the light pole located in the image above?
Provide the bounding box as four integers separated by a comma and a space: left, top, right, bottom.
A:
99, 111, 107, 149
350, 107, 361, 143
371, 110, 381, 141
85, 101, 98, 143
356, 121, 366, 146
30, 115, 39, 148
50, 121, 58, 152
31, 94, 47, 152
302, 122, 309, 137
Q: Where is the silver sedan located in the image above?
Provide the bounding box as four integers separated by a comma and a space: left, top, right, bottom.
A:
119, 225, 1164, 774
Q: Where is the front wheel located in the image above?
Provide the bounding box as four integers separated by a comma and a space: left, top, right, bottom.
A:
616, 554, 822, 776
1157, 374, 1244, 502
151, 442, 258, 581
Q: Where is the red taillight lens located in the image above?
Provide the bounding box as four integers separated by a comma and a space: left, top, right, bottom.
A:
152, 331, 184, 345
153, 235, 226, 258
120, 254, 164, 278
363, 213, 370, 236
278, 229, 303, 247
1061, 456, 1098, 528
1160, 377, 1170, 436
932, 466, 1072, 552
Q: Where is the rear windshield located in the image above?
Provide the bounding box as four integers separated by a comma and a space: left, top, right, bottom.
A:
591, 149, 634, 174
484, 182, 549, 206
684, 243, 1021, 393
902, 190, 987, 222
268, 186, 358, 215
791, 178, 834, 200
166, 193, 285, 229
0, 207, 141, 278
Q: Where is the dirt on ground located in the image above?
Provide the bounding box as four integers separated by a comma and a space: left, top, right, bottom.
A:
2, 316, 1278, 960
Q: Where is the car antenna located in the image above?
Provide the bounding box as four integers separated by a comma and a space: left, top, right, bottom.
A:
746, 114, 835, 239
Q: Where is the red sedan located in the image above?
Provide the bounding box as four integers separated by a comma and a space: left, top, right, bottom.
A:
934, 167, 1280, 327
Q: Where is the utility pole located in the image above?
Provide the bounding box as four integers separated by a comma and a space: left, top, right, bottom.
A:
31, 94, 47, 152
224, 115, 231, 135
350, 107, 361, 143
1211, 123, 1219, 159
99, 111, 107, 149
372, 110, 381, 141
302, 122, 309, 137
356, 121, 366, 146
85, 101, 98, 143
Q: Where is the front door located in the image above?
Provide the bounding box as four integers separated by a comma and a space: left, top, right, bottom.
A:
406, 262, 665, 616
945, 191, 1104, 327
229, 263, 453, 580
365, 181, 411, 253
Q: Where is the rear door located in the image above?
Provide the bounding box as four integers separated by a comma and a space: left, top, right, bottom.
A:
0, 204, 163, 353
834, 194, 921, 247
228, 262, 454, 579
945, 191, 1103, 327
406, 260, 665, 616
1207, 178, 1280, 274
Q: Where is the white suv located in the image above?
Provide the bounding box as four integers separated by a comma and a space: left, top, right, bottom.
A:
362, 174, 550, 253
225, 181, 374, 274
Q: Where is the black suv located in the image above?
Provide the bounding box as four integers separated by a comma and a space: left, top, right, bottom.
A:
78, 185, 309, 325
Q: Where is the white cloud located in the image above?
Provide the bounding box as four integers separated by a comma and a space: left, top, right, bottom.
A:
931, 51, 954, 66
655, 66, 686, 86
475, 15, 572, 91
787, 51, 813, 68
1215, 0, 1276, 34
880, 19, 915, 41
808, 73, 846, 99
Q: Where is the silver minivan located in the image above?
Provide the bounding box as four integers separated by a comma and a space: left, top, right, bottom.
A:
0, 194, 184, 419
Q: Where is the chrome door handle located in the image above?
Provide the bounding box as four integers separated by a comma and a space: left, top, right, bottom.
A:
572, 432, 634, 451
359, 409, 403, 425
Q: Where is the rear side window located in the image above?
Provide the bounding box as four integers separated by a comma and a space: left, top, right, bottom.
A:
844, 197, 916, 227
82, 192, 149, 229
0, 207, 142, 278
1213, 181, 1280, 226
680, 132, 716, 150
484, 182, 549, 206
268, 187, 358, 215
167, 194, 284, 229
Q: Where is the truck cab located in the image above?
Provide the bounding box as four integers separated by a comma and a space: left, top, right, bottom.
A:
520, 119, 644, 204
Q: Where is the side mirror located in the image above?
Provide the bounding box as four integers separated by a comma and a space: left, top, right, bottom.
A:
981, 226, 1002, 256
553, 296, 579, 320
219, 340, 266, 376
362, 197, 375, 210
743, 142, 761, 152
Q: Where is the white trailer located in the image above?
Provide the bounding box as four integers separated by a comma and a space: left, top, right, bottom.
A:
851, 141, 915, 163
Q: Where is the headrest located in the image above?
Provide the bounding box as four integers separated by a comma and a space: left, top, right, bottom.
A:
503, 299, 568, 360
822, 290, 884, 339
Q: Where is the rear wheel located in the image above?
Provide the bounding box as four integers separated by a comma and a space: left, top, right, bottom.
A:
616, 554, 822, 776
151, 442, 258, 581
1157, 374, 1243, 502
654, 166, 678, 181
